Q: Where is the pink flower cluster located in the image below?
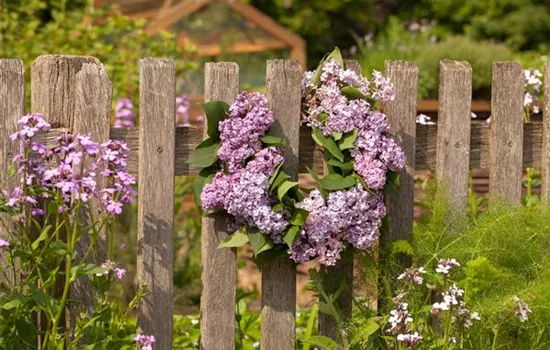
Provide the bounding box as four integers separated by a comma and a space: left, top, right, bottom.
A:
302, 60, 405, 190
96, 259, 127, 280
114, 95, 202, 128
290, 185, 386, 265
292, 60, 405, 265
135, 333, 155, 350
114, 98, 136, 128
5, 113, 135, 217
217, 92, 275, 173
201, 93, 289, 242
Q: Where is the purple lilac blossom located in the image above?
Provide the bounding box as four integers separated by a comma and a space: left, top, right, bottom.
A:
176, 95, 191, 126
301, 60, 404, 193
513, 296, 532, 322
218, 92, 274, 173
398, 267, 426, 285
397, 332, 422, 348
435, 258, 460, 275
387, 301, 413, 335
135, 334, 156, 350
4, 114, 135, 219
96, 260, 127, 280
200, 92, 288, 242
114, 98, 136, 128
0, 239, 9, 261
290, 185, 385, 265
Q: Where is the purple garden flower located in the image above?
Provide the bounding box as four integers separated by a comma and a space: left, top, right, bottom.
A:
200, 92, 289, 242
290, 185, 385, 265
0, 239, 9, 261
218, 92, 274, 173
513, 296, 532, 323
135, 333, 156, 350
114, 98, 136, 128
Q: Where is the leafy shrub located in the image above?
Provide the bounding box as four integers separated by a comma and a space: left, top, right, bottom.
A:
0, 0, 196, 105
415, 36, 514, 99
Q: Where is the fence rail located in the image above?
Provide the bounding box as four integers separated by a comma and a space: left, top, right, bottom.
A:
1, 55, 550, 349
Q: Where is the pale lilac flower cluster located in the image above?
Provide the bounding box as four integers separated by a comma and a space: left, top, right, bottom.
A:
201, 154, 288, 242
0, 239, 9, 261
431, 283, 464, 314
435, 258, 460, 275
523, 69, 543, 115
135, 333, 156, 350
387, 300, 413, 335
397, 332, 423, 348
513, 296, 532, 323
96, 259, 127, 280
5, 113, 135, 217
398, 267, 426, 285
200, 93, 288, 242
176, 95, 191, 126
302, 60, 404, 190
114, 98, 136, 128
290, 185, 385, 265
218, 92, 274, 173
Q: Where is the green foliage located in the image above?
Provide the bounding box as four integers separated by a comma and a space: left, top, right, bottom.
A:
409, 199, 550, 348
0, 0, 196, 106
355, 17, 515, 99
401, 0, 550, 52
415, 36, 514, 99
249, 0, 376, 67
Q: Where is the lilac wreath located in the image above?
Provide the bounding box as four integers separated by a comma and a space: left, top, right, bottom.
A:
289, 48, 405, 266
189, 49, 405, 265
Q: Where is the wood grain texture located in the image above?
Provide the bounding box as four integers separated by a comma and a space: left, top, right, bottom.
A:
0, 60, 24, 282
489, 62, 524, 204
31, 121, 543, 178
31, 55, 112, 328
436, 60, 472, 214
383, 61, 418, 244
137, 58, 176, 349
542, 62, 550, 202
261, 59, 301, 350
200, 62, 239, 350
318, 60, 359, 346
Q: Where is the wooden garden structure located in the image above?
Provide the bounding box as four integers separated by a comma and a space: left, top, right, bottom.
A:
96, 0, 307, 68
1, 55, 550, 349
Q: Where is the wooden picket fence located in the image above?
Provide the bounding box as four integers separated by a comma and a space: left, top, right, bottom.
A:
1, 55, 550, 349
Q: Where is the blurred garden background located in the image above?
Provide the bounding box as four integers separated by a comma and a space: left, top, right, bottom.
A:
2, 0, 550, 348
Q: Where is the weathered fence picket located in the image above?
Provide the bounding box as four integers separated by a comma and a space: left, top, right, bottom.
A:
261, 59, 302, 349
489, 62, 524, 205
200, 62, 239, 350
137, 58, 176, 349
436, 60, 472, 215
0, 60, 24, 287
318, 60, 361, 345
31, 55, 112, 328
2, 55, 550, 350
383, 61, 418, 245
542, 62, 550, 202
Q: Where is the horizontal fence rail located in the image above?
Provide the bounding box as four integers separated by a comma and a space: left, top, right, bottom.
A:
30, 122, 545, 176
2, 55, 550, 349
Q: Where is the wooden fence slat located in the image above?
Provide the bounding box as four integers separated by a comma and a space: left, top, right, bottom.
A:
318, 60, 359, 345
201, 62, 239, 350
489, 62, 524, 204
436, 60, 472, 214
383, 61, 418, 244
261, 59, 301, 350
0, 60, 25, 284
137, 58, 176, 349
31, 55, 112, 327
542, 62, 550, 202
